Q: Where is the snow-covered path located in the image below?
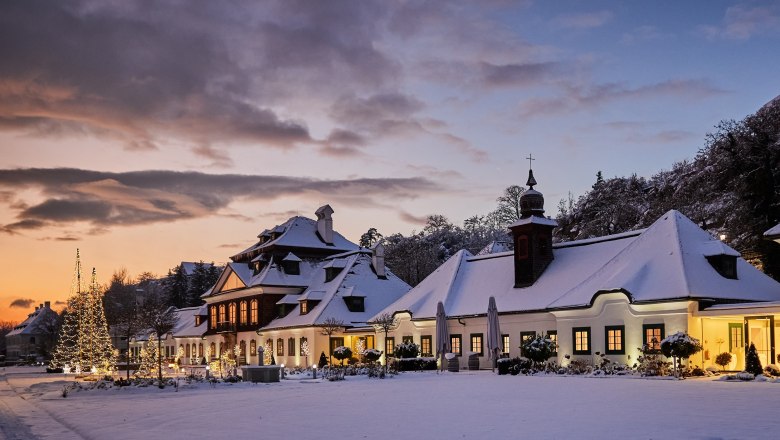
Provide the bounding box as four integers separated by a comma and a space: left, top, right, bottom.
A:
3, 367, 780, 439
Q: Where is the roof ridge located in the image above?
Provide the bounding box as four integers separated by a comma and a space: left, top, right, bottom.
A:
669, 211, 693, 297
441, 250, 471, 311
309, 254, 359, 325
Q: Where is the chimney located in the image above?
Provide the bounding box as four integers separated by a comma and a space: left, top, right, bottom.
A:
371, 242, 386, 279
45, 301, 50, 308
315, 204, 335, 245
39, 303, 43, 310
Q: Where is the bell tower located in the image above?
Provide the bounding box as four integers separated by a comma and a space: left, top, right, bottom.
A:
509, 155, 557, 288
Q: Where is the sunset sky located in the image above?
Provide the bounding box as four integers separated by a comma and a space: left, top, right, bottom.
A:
2, 0, 779, 323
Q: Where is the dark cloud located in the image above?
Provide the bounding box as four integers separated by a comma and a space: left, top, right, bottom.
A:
0, 168, 444, 233
9, 298, 35, 308
519, 79, 728, 118
480, 61, 560, 88
399, 210, 429, 225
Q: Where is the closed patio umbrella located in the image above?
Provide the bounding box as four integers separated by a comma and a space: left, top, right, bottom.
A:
435, 301, 450, 372
486, 296, 502, 372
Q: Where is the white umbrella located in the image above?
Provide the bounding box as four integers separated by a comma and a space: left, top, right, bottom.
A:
486, 296, 502, 372
435, 301, 450, 372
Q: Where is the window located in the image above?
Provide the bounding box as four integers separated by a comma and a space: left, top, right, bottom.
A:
502, 334, 510, 354
729, 323, 743, 352
421, 335, 432, 357
300, 301, 309, 315
520, 331, 536, 356
300, 337, 308, 357
330, 337, 345, 357
643, 324, 665, 352
239, 340, 246, 357
365, 335, 375, 349
198, 343, 203, 358
229, 302, 237, 324
288, 338, 295, 356
210, 306, 217, 329
451, 335, 462, 355
218, 304, 226, 324
605, 325, 625, 355
250, 299, 258, 324
218, 342, 223, 356
344, 296, 365, 312
185, 344, 190, 358
250, 339, 257, 356
573, 327, 591, 355
277, 338, 284, 356
402, 335, 414, 344
707, 255, 738, 279
547, 330, 558, 356
386, 337, 395, 355
210, 342, 216, 359
240, 301, 248, 325
470, 333, 483, 356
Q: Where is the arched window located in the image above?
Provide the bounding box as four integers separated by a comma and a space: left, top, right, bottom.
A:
229, 303, 237, 324
288, 337, 295, 356
219, 342, 223, 356
277, 338, 284, 356
240, 301, 248, 325
185, 344, 190, 358
209, 342, 216, 359
250, 339, 257, 356
250, 299, 258, 324
210, 306, 217, 329
191, 343, 196, 359
240, 340, 246, 357
218, 304, 226, 323
198, 343, 204, 358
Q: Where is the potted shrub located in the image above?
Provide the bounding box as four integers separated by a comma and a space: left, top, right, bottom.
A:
333, 346, 352, 366
714, 352, 732, 371
660, 331, 702, 378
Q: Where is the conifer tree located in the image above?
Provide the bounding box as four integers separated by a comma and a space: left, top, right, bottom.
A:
137, 334, 159, 378
745, 343, 763, 376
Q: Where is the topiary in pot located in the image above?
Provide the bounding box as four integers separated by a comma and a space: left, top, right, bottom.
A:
660, 332, 702, 377
333, 346, 352, 366
714, 352, 732, 371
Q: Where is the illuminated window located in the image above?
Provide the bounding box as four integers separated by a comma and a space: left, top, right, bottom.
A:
218, 304, 226, 323
470, 333, 483, 356
198, 343, 203, 358
573, 327, 591, 355
365, 335, 374, 349
386, 337, 395, 355
643, 324, 664, 352
421, 335, 432, 357
240, 301, 248, 325
184, 344, 190, 358
520, 331, 536, 356
605, 325, 625, 354
300, 301, 308, 315
210, 306, 217, 329
250, 299, 258, 324
402, 335, 413, 344
250, 339, 257, 356
451, 334, 462, 355
502, 334, 510, 354
229, 303, 237, 324
288, 338, 295, 356
209, 342, 216, 358
300, 337, 308, 356
729, 323, 743, 352
277, 338, 284, 356
239, 340, 246, 358
546, 330, 558, 357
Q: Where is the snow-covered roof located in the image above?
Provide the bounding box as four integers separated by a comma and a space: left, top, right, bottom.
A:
283, 252, 302, 262
374, 210, 780, 320
276, 295, 301, 305
508, 216, 558, 228
262, 252, 411, 330
180, 261, 215, 276
231, 216, 358, 261
476, 241, 512, 256
171, 306, 208, 338
6, 304, 58, 337
764, 223, 780, 240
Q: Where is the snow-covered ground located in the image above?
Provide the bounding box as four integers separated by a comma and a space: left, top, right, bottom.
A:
3, 366, 780, 440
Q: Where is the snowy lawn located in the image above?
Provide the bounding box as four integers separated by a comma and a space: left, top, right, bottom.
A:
5, 367, 780, 440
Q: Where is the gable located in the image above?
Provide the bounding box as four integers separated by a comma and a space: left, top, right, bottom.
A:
215, 270, 247, 293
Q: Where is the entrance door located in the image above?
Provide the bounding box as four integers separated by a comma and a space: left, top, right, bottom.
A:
745, 316, 775, 367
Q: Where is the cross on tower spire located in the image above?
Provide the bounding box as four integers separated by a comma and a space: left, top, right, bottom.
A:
525, 154, 537, 189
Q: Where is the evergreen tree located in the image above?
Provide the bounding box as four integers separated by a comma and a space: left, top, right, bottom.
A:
359, 227, 383, 248
745, 343, 763, 376
136, 334, 159, 378
165, 264, 189, 308
51, 250, 85, 371
318, 351, 328, 368
187, 261, 220, 307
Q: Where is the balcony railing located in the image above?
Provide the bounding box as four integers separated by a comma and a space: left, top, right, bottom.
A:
216, 321, 236, 333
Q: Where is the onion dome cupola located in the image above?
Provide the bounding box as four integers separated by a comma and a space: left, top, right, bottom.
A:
508, 158, 557, 288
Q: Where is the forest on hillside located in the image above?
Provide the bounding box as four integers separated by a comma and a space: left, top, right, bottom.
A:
379, 95, 780, 286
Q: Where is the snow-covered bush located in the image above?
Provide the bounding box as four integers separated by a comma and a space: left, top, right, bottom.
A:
660, 332, 702, 377
764, 364, 780, 377
736, 371, 755, 381
520, 335, 556, 366
392, 357, 437, 371
635, 345, 670, 377
564, 358, 591, 375
394, 342, 420, 359
363, 349, 382, 364
333, 346, 352, 366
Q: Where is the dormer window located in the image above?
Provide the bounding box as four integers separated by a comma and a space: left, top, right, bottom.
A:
702, 240, 739, 280
300, 301, 308, 314
298, 291, 324, 315
344, 296, 365, 312
707, 255, 738, 279
282, 252, 301, 275
324, 259, 346, 282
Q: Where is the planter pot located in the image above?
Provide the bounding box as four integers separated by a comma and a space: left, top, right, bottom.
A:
497, 361, 509, 375
468, 354, 479, 371
447, 356, 459, 372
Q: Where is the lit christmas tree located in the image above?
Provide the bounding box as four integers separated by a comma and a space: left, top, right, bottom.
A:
51, 250, 87, 372
50, 250, 116, 375
137, 334, 159, 378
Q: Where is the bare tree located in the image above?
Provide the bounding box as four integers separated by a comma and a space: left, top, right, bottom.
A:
319, 317, 345, 366
368, 313, 398, 373
139, 286, 178, 387
0, 320, 17, 358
